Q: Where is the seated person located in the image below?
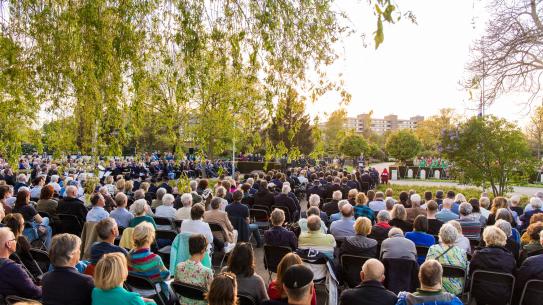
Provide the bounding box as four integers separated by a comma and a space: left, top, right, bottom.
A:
298, 207, 328, 234
322, 191, 342, 216
448, 220, 471, 254
380, 227, 416, 261
222, 243, 269, 303
330, 203, 356, 239
267, 253, 316, 305
457, 202, 482, 240
299, 215, 336, 259
425, 200, 443, 235
128, 199, 157, 229
128, 222, 171, 301
175, 234, 214, 305
339, 259, 397, 305
175, 193, 193, 220
4, 213, 42, 278
396, 260, 463, 305
226, 190, 262, 248
405, 194, 425, 222
353, 193, 375, 223
520, 223, 543, 263
207, 272, 238, 305
340, 217, 378, 258
90, 218, 128, 266
263, 264, 314, 305
110, 192, 133, 229
369, 210, 392, 243
405, 215, 435, 265
0, 227, 41, 299
514, 229, 543, 305
494, 219, 519, 260
42, 234, 95, 305
469, 226, 516, 305
264, 209, 297, 250
301, 194, 328, 223
426, 223, 467, 296
388, 204, 413, 234
155, 193, 176, 219
181, 204, 214, 250
92, 252, 155, 305
330, 200, 350, 223
204, 197, 237, 245
86, 193, 110, 222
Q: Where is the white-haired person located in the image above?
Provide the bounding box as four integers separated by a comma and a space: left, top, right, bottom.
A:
494, 219, 520, 260
128, 199, 157, 229
520, 197, 543, 231
151, 187, 167, 209
175, 193, 193, 220
406, 194, 425, 222
301, 194, 328, 222
323, 190, 343, 216
469, 226, 516, 305
330, 202, 356, 239
380, 227, 416, 261
425, 223, 468, 295
155, 193, 176, 219
274, 184, 299, 222
299, 215, 336, 259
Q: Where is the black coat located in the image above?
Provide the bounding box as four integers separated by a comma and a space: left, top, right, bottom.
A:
56, 197, 88, 224
273, 194, 297, 220
514, 254, 543, 305
339, 235, 378, 258
339, 280, 398, 305
254, 189, 275, 209
469, 246, 516, 305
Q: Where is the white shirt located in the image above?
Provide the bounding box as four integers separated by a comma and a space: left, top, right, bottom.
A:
175, 207, 192, 220
86, 206, 110, 222
180, 219, 213, 249
155, 205, 176, 219
368, 200, 386, 212
48, 182, 61, 193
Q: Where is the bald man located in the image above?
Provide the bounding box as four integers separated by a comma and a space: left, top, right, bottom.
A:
339, 259, 397, 305
298, 215, 336, 259
330, 202, 356, 239
0, 228, 42, 299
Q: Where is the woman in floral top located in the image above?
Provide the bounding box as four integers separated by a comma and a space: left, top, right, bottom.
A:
426, 223, 468, 296
174, 234, 213, 305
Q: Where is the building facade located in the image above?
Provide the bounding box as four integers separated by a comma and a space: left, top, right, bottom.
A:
347, 113, 424, 134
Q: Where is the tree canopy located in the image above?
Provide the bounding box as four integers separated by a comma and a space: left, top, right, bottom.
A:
441, 116, 534, 196
385, 129, 421, 164
339, 134, 369, 159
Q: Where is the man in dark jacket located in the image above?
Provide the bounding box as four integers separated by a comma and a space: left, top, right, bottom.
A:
514, 231, 543, 305
254, 180, 275, 209
57, 185, 88, 226
264, 209, 297, 250
274, 185, 299, 222
339, 258, 397, 305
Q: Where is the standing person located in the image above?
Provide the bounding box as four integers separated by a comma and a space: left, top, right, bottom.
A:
339, 259, 397, 305
42, 234, 95, 305
92, 252, 155, 305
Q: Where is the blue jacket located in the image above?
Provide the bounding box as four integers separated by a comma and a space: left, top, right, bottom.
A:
395, 290, 463, 305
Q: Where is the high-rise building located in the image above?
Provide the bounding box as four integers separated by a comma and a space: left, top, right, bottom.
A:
355, 113, 424, 134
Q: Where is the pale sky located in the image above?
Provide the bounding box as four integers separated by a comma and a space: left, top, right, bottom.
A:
309, 0, 535, 127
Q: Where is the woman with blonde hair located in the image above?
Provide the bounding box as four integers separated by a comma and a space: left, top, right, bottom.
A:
353, 193, 374, 222
340, 217, 378, 258
388, 204, 412, 233
267, 253, 316, 305
207, 272, 238, 305
92, 252, 155, 305
487, 196, 517, 227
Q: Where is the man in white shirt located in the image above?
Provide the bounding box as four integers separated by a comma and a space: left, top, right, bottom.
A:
180, 203, 213, 250
155, 193, 176, 219
86, 193, 110, 222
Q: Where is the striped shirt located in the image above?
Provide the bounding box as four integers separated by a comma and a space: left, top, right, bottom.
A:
128, 248, 170, 283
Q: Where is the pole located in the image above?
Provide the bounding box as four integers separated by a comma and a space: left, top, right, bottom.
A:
232, 135, 235, 175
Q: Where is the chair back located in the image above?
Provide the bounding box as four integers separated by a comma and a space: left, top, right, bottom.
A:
340, 255, 372, 288
125, 274, 166, 305
153, 217, 175, 230
263, 245, 292, 273
519, 279, 543, 305
171, 281, 206, 301
155, 229, 177, 244
415, 245, 430, 257
441, 264, 467, 295
57, 213, 83, 235
468, 270, 515, 305
250, 209, 269, 223
382, 258, 419, 294
208, 222, 227, 243
174, 219, 183, 231
228, 216, 249, 242
252, 205, 270, 213
29, 248, 50, 274
238, 294, 257, 305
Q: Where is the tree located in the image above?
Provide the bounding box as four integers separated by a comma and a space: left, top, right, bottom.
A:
441, 116, 534, 196
467, 0, 543, 106
340, 135, 369, 159
323, 109, 348, 155
266, 88, 314, 156
385, 130, 422, 164
414, 108, 459, 154
526, 105, 543, 159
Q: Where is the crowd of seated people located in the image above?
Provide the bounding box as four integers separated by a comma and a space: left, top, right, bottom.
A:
1, 164, 543, 305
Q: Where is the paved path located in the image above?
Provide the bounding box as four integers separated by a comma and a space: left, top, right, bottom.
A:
370, 162, 543, 197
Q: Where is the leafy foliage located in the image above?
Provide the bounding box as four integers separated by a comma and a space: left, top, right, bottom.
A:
339, 134, 369, 158
323, 109, 348, 155
440, 116, 534, 196
385, 129, 422, 164
526, 105, 543, 159
414, 108, 459, 155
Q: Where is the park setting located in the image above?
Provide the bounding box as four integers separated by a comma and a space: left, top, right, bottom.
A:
2, 1, 543, 305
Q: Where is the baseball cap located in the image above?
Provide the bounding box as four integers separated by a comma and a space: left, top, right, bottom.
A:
282, 264, 314, 289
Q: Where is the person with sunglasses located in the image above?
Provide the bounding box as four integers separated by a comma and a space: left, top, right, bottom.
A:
0, 227, 41, 299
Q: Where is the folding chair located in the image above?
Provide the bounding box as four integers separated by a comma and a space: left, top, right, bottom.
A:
518, 279, 543, 305
263, 245, 292, 280
174, 219, 183, 231
415, 245, 430, 257
29, 248, 50, 274
252, 204, 270, 213
238, 294, 257, 305
153, 216, 175, 231
125, 274, 167, 305
170, 281, 206, 302
382, 258, 419, 294
340, 254, 372, 288
155, 230, 177, 269
57, 213, 83, 236
208, 222, 229, 268
249, 209, 270, 230
468, 270, 515, 305
441, 264, 467, 296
